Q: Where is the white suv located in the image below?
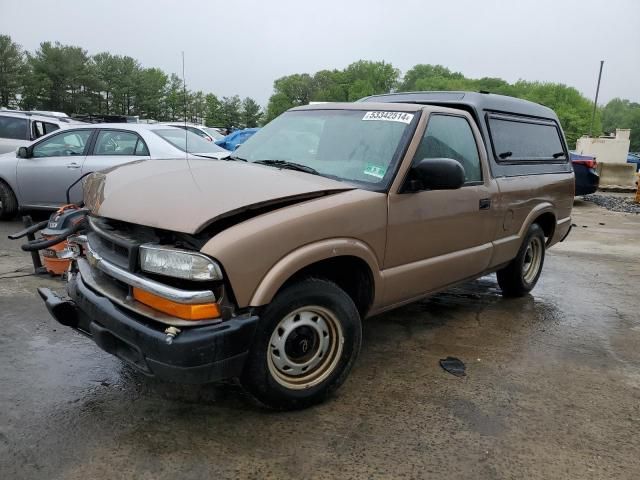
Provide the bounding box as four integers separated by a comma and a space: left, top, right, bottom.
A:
0, 111, 84, 154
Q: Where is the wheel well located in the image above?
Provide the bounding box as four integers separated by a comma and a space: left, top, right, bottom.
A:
281, 256, 375, 318
533, 212, 556, 243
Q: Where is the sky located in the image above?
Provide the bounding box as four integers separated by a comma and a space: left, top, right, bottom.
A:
1, 0, 638, 106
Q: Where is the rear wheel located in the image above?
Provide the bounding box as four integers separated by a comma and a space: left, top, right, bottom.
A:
241, 278, 362, 410
0, 181, 18, 220
497, 223, 546, 297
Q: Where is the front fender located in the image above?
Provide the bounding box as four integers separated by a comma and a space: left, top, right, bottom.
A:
0, 155, 20, 203
249, 238, 382, 307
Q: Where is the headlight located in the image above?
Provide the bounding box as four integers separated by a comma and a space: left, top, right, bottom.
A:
139, 245, 223, 281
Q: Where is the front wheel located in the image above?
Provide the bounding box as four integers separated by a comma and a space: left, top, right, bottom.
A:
0, 181, 18, 220
497, 223, 546, 297
241, 278, 362, 410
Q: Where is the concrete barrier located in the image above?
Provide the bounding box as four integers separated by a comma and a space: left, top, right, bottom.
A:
597, 162, 638, 190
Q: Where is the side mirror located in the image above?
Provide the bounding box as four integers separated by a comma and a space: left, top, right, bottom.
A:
409, 158, 465, 191
17, 146, 29, 158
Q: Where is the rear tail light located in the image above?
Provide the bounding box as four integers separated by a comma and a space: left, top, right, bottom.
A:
573, 159, 597, 169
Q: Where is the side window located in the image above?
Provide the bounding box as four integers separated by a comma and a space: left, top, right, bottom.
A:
134, 138, 149, 155
33, 121, 45, 139
31, 121, 58, 139
186, 126, 210, 140
488, 116, 565, 162
0, 116, 28, 140
414, 115, 482, 183
32, 130, 92, 158
44, 122, 60, 135
94, 130, 145, 156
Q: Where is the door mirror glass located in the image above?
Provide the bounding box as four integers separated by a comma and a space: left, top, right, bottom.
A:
17, 146, 29, 158
410, 158, 465, 190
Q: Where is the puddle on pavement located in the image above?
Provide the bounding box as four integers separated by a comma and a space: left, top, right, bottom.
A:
7, 272, 603, 411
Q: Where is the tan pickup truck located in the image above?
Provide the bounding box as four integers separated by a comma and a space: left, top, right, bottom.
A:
41, 92, 574, 409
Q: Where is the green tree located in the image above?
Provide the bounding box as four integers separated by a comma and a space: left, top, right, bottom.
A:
133, 68, 167, 120
93, 52, 120, 114
188, 90, 207, 124
265, 61, 400, 121
265, 92, 293, 123
219, 95, 242, 129
312, 69, 348, 101
24, 41, 96, 113
401, 64, 467, 91
164, 73, 184, 121
242, 97, 262, 127
343, 60, 400, 100
602, 98, 640, 151
204, 93, 222, 126
111, 56, 140, 115
0, 35, 26, 107
265, 73, 315, 121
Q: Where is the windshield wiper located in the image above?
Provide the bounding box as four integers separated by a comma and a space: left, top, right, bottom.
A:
253, 159, 319, 175
223, 155, 248, 162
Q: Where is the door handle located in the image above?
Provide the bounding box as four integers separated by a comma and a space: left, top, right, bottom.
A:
479, 198, 491, 210
66, 163, 81, 169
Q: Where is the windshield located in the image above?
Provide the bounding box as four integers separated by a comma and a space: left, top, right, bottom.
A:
153, 128, 228, 153
203, 127, 224, 140
234, 109, 417, 186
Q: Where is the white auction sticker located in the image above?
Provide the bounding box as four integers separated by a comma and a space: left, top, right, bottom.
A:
362, 111, 414, 124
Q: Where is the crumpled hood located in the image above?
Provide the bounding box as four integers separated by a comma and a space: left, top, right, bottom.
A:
84, 159, 353, 234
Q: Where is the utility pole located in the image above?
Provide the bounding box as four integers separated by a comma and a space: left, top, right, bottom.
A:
589, 60, 604, 137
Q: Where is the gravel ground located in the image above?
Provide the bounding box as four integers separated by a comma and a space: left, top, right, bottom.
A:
582, 193, 640, 214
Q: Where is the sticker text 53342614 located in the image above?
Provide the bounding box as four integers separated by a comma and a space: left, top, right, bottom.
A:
362, 111, 414, 124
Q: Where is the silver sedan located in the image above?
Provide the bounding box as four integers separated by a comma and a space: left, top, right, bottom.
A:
0, 123, 230, 219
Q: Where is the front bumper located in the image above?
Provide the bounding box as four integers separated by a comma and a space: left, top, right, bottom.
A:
38, 273, 259, 384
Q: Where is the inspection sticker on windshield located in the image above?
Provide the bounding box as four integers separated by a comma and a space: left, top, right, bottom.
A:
362, 111, 414, 124
363, 163, 387, 179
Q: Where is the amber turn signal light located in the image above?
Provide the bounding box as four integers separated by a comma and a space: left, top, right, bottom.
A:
132, 287, 220, 321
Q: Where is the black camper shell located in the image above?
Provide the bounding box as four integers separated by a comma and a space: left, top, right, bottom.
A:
360, 91, 572, 178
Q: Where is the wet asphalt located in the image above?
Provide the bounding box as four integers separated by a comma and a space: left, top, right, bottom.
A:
0, 200, 638, 479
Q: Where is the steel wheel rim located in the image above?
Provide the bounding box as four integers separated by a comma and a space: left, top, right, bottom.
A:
267, 306, 344, 390
522, 236, 543, 284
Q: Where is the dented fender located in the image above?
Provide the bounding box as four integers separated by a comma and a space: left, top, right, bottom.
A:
249, 238, 383, 307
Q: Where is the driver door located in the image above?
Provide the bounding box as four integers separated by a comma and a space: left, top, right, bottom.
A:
17, 129, 94, 207
383, 113, 498, 305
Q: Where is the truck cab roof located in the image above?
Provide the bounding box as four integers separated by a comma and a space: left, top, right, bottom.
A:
359, 91, 558, 121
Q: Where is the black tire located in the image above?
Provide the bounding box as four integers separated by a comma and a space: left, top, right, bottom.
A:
497, 223, 546, 297
241, 278, 362, 410
0, 181, 18, 220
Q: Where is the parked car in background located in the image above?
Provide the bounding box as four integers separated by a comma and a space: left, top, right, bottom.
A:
41, 93, 574, 409
160, 122, 225, 142
215, 127, 259, 151
0, 124, 229, 219
627, 152, 640, 172
569, 151, 599, 195
0, 111, 85, 154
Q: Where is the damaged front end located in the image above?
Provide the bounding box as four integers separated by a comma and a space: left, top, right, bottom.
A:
38, 215, 259, 384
